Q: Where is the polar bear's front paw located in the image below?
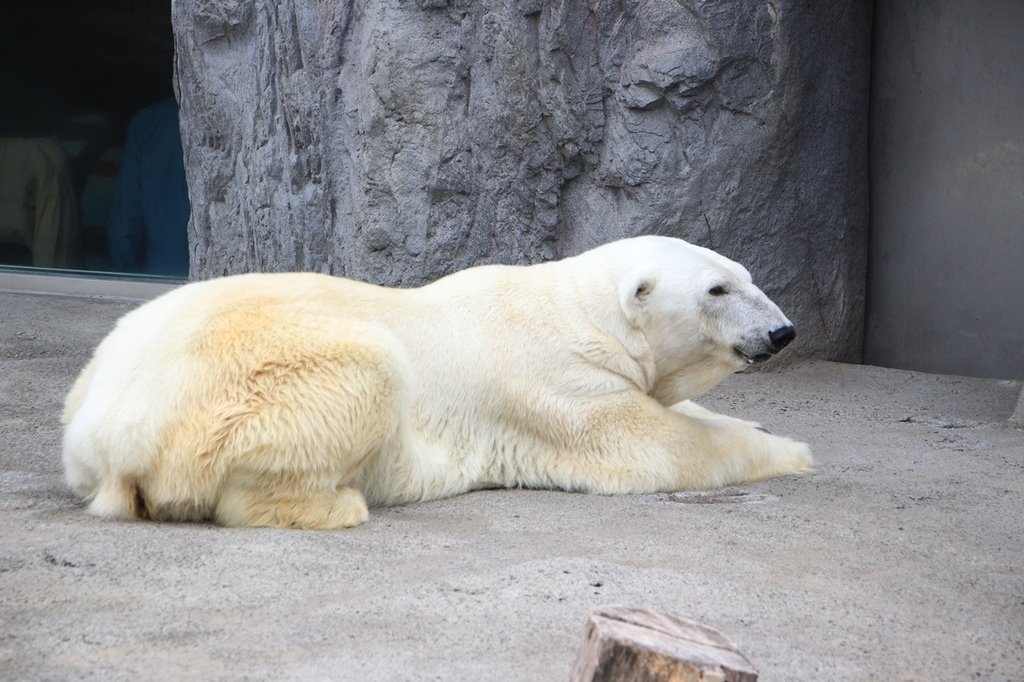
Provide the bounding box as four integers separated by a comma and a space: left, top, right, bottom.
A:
776, 440, 814, 476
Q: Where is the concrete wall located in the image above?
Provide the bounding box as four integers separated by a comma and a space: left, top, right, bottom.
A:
866, 1, 1024, 379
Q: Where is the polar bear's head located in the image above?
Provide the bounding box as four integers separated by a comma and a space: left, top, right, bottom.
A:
611, 236, 796, 401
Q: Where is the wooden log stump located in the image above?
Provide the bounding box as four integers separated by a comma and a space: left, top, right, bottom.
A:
570, 606, 758, 682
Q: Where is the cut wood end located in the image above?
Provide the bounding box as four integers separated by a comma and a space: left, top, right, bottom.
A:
570, 606, 758, 682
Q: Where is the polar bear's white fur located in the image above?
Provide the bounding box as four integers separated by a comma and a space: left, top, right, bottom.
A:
62, 236, 812, 529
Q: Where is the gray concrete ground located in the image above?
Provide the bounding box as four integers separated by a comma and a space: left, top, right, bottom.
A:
2, 290, 1022, 681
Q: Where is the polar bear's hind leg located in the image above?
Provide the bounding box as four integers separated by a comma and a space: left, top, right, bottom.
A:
198, 329, 405, 529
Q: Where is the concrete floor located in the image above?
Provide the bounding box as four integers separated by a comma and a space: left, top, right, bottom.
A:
1, 291, 1022, 680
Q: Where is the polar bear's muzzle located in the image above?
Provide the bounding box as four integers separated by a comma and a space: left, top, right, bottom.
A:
734, 324, 796, 364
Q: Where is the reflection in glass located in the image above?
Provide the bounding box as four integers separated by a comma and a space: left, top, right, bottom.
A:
0, 2, 189, 279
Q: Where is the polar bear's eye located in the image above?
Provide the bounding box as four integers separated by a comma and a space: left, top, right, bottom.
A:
709, 285, 728, 296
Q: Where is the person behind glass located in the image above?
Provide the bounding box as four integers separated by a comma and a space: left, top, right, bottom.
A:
107, 98, 190, 277
0, 137, 78, 267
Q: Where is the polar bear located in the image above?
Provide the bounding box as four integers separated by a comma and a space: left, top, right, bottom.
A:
62, 236, 811, 529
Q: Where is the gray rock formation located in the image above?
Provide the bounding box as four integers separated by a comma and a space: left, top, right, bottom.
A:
171, 0, 870, 360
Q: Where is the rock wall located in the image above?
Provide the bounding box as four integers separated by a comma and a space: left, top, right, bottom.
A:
171, 0, 870, 360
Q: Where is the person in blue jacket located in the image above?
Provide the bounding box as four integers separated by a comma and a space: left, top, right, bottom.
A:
107, 98, 190, 277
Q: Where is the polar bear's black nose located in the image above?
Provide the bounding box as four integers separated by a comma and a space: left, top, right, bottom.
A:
769, 325, 796, 351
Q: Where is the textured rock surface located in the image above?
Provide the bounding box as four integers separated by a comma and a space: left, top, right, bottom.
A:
171, 0, 870, 360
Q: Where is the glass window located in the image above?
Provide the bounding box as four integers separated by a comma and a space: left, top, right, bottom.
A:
0, 0, 189, 280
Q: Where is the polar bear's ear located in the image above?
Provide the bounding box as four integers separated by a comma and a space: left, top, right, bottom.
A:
618, 272, 655, 324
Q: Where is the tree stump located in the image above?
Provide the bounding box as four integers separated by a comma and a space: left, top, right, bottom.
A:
571, 606, 758, 682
